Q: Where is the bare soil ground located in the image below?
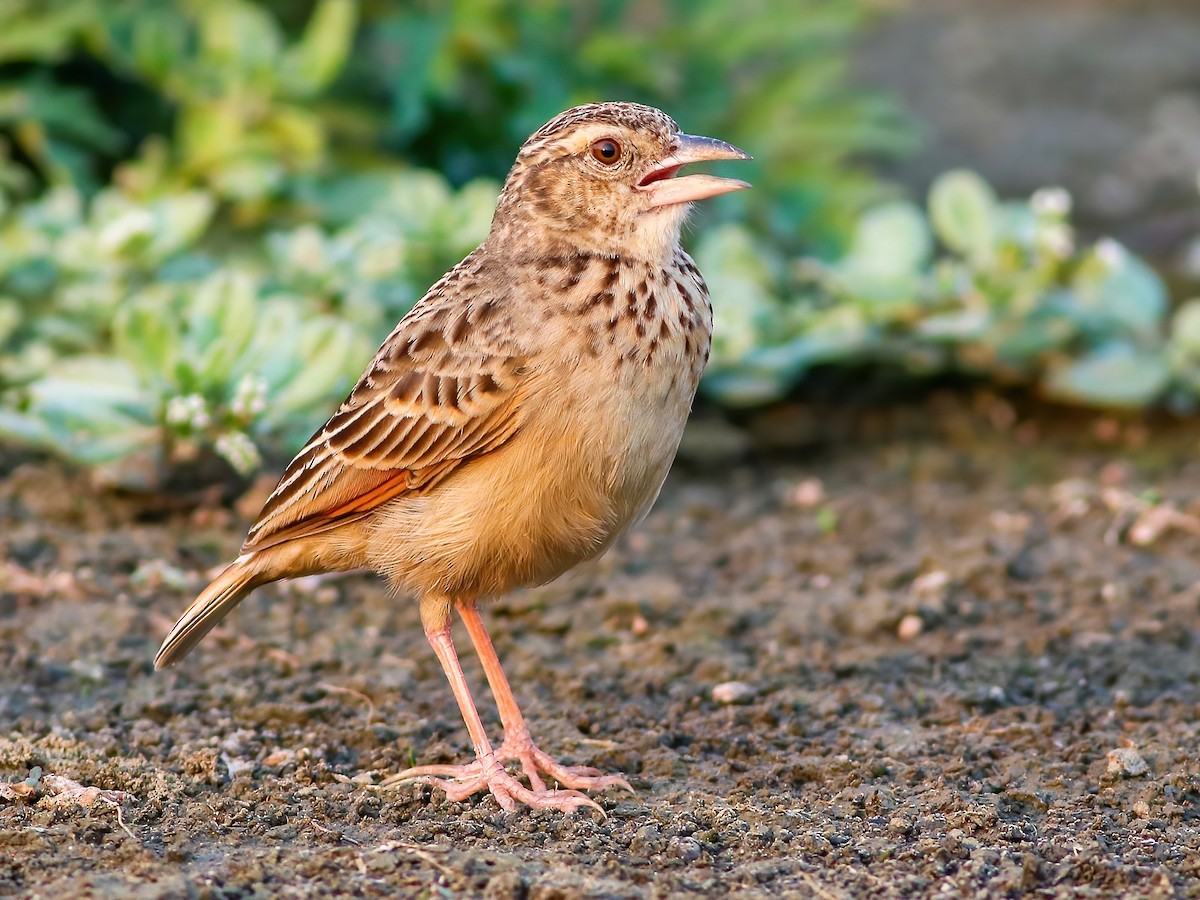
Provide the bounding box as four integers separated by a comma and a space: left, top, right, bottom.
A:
3, 397, 1200, 898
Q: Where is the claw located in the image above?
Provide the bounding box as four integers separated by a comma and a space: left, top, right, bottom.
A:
384, 750, 607, 815
381, 734, 630, 814
495, 735, 634, 796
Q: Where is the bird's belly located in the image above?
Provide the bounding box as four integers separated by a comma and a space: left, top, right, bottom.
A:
367, 357, 694, 603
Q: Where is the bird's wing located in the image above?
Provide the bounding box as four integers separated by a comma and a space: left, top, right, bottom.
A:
242, 284, 527, 553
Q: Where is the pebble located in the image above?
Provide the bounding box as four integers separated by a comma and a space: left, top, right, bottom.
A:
912, 570, 950, 596
712, 681, 756, 704
789, 478, 826, 508
263, 748, 297, 767
1106, 747, 1149, 777
897, 614, 924, 640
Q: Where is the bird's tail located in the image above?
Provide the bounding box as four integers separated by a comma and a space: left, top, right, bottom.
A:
154, 554, 268, 669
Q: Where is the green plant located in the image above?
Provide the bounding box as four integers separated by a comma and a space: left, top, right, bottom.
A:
342, 0, 908, 251
0, 0, 904, 250
699, 170, 1178, 410
0, 168, 495, 484
0, 0, 359, 214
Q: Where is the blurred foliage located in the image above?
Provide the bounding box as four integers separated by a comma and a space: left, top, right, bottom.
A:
0, 0, 361, 219
0, 171, 495, 484
334, 0, 909, 251
1, 0, 1196, 487
702, 173, 1189, 412
5, 165, 1196, 487
0, 0, 904, 247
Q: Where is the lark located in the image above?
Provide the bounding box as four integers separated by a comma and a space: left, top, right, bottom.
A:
155, 102, 750, 813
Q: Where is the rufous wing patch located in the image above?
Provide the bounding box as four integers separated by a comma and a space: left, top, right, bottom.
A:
241, 267, 528, 553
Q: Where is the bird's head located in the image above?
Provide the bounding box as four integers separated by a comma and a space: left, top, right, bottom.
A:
490, 102, 750, 262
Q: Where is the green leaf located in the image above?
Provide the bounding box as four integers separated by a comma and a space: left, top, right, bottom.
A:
0, 4, 97, 63
842, 201, 931, 277
0, 296, 19, 343
4, 356, 159, 463
188, 270, 258, 383
929, 170, 998, 265
130, 8, 190, 85
196, 0, 283, 86
701, 369, 793, 408
153, 190, 217, 258
271, 318, 366, 414
693, 223, 784, 364
915, 309, 991, 343
1088, 254, 1168, 341
1043, 343, 1171, 409
279, 0, 360, 98
114, 289, 181, 384
177, 101, 245, 172
242, 298, 304, 389
0, 408, 57, 447
831, 201, 929, 311
445, 178, 501, 251
1169, 299, 1200, 354
262, 105, 326, 167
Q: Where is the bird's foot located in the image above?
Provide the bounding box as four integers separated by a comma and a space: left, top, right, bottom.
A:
493, 729, 633, 796
382, 730, 631, 813
384, 751, 606, 814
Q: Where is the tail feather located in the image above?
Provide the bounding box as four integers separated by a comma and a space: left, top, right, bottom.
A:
154, 555, 266, 669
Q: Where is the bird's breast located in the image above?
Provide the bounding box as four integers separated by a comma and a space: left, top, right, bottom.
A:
540, 250, 713, 524
541, 250, 713, 396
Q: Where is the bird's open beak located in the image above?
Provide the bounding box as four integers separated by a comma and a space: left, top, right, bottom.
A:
637, 134, 752, 208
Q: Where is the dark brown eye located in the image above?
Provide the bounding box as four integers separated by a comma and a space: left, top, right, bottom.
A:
590, 139, 621, 165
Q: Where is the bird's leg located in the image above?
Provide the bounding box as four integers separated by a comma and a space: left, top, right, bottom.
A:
457, 603, 633, 796
383, 617, 603, 813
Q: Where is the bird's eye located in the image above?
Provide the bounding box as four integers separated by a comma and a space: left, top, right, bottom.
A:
590, 139, 621, 165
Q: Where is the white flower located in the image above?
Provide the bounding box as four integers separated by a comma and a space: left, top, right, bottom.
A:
215, 431, 262, 476
1094, 237, 1126, 271
166, 394, 211, 430
1030, 187, 1072, 219
1036, 223, 1075, 259
230, 373, 268, 420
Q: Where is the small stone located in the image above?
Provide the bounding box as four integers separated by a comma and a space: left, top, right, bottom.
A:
712, 681, 755, 705
669, 836, 702, 863
483, 869, 527, 900
629, 824, 661, 855
912, 570, 950, 596
789, 478, 825, 508
263, 748, 297, 767
1107, 747, 1149, 777
897, 614, 923, 640
1132, 799, 1152, 818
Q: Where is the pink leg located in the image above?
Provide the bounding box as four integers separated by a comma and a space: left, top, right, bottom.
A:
458, 604, 632, 796
381, 620, 606, 813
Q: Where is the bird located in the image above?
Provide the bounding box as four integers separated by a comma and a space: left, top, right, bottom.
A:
154, 101, 750, 814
